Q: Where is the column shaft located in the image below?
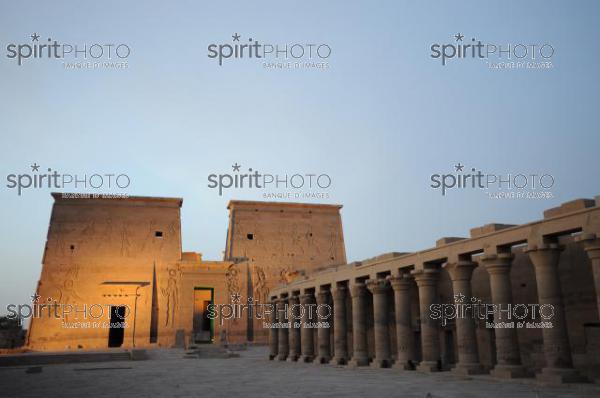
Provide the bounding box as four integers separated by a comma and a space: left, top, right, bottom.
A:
315, 290, 331, 364
367, 278, 392, 368
446, 261, 483, 375
390, 274, 415, 370
287, 295, 301, 361
299, 293, 315, 362
268, 299, 278, 360
412, 268, 441, 372
277, 298, 289, 361
348, 283, 369, 366
332, 287, 348, 365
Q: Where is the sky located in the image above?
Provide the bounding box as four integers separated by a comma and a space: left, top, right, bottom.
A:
1, 0, 599, 313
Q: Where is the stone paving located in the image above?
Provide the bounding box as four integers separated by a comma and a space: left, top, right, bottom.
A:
0, 347, 599, 398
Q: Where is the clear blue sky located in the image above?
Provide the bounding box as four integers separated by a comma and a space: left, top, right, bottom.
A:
1, 0, 599, 312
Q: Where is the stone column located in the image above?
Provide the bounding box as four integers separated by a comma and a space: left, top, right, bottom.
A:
348, 282, 369, 367
445, 260, 484, 375
268, 298, 278, 360
366, 278, 392, 368
299, 292, 315, 362
277, 298, 289, 361
577, 233, 600, 319
390, 274, 416, 370
526, 243, 584, 383
315, 290, 331, 364
287, 295, 301, 361
480, 253, 526, 378
412, 268, 442, 372
331, 286, 349, 365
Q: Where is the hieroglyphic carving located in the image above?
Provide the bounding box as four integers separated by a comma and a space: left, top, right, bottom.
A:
120, 223, 132, 257
253, 266, 269, 304
161, 267, 179, 327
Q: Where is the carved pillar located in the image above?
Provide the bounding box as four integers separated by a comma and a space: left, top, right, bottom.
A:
412, 268, 441, 372
526, 243, 584, 383
287, 295, 301, 361
445, 260, 484, 375
268, 298, 278, 360
348, 282, 369, 367
480, 253, 526, 378
315, 290, 331, 364
331, 286, 349, 365
366, 278, 392, 368
276, 298, 289, 361
390, 274, 416, 370
299, 292, 315, 362
577, 233, 600, 319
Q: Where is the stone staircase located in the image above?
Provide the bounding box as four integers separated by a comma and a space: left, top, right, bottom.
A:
183, 344, 239, 359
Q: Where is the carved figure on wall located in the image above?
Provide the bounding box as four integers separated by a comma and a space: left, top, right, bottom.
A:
161, 268, 179, 328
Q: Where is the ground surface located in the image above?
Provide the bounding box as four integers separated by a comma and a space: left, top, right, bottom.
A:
0, 347, 599, 398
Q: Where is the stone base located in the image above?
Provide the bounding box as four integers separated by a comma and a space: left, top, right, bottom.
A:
299, 355, 314, 363
314, 356, 331, 365
347, 357, 369, 367
417, 361, 441, 372
490, 365, 528, 379
277, 355, 288, 361
536, 368, 588, 384
392, 360, 415, 370
370, 358, 392, 368
286, 354, 299, 362
451, 363, 485, 375
331, 356, 348, 365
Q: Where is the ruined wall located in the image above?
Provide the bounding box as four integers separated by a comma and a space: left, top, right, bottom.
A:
27, 194, 183, 351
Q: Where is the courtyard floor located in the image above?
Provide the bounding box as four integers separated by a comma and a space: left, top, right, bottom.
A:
0, 347, 599, 398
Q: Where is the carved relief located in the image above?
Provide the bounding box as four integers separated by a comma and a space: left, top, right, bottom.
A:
161, 267, 179, 328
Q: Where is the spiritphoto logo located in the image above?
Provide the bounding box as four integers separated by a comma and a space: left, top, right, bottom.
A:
5, 163, 131, 196
430, 294, 554, 329
4, 32, 131, 69
207, 33, 331, 70
429, 162, 555, 199
207, 163, 332, 199
5, 294, 130, 329
207, 293, 332, 329
430, 33, 554, 70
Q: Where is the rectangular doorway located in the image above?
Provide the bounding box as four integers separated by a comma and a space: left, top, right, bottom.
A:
108, 306, 126, 348
193, 288, 214, 344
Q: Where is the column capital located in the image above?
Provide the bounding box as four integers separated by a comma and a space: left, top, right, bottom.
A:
389, 274, 413, 291
299, 292, 315, 304
350, 282, 368, 298
331, 286, 348, 300
576, 233, 600, 258
411, 268, 440, 286
366, 278, 390, 294
525, 243, 562, 270
445, 260, 478, 281
316, 290, 329, 304
479, 252, 514, 274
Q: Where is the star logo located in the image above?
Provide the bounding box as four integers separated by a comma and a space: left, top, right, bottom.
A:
231, 292, 242, 303
232, 33, 241, 42
453, 293, 465, 303
31, 163, 40, 172
454, 163, 464, 172
31, 33, 40, 42
232, 163, 241, 172
30, 293, 41, 303
454, 33, 464, 42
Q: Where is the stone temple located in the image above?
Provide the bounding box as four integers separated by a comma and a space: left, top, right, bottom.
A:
26, 194, 346, 350
24, 193, 600, 384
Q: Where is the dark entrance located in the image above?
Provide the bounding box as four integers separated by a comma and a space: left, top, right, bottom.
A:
193, 288, 214, 343
108, 306, 126, 347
